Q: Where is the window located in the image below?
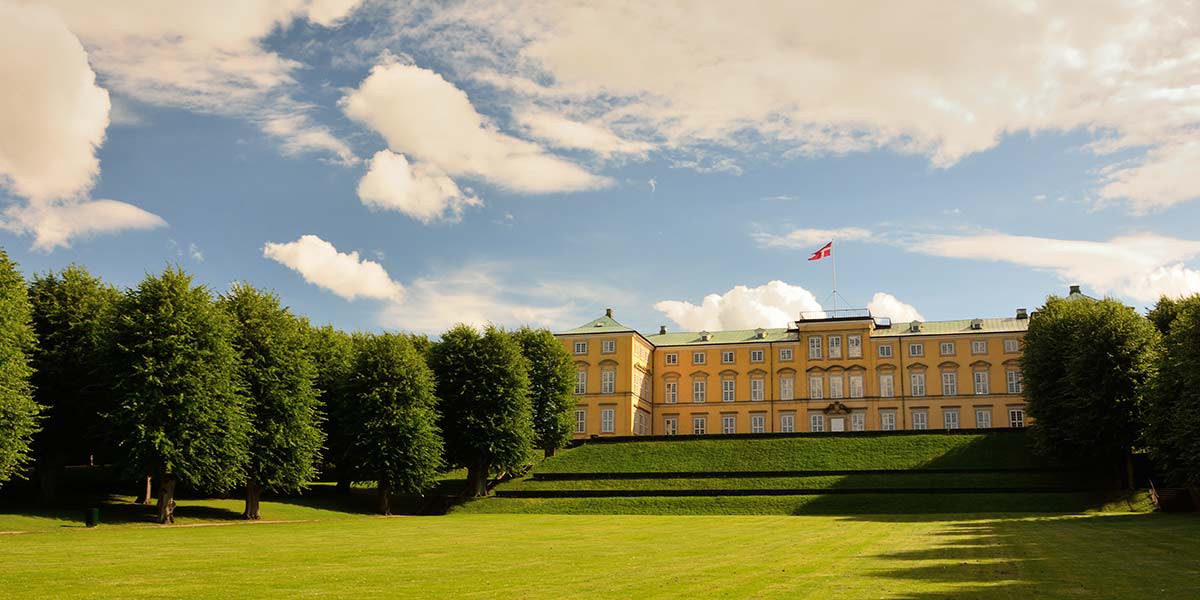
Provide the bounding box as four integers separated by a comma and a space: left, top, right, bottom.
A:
848, 335, 862, 358
1004, 339, 1020, 353
750, 378, 764, 402
665, 353, 679, 366
809, 336, 823, 359
781, 414, 796, 433
664, 381, 678, 404
851, 412, 865, 431
849, 374, 864, 398
940, 342, 956, 356
573, 341, 588, 354
692, 415, 707, 435
721, 350, 735, 364
601, 369, 615, 394
829, 375, 844, 399
974, 371, 990, 395
692, 380, 706, 403
809, 376, 824, 400
780, 376, 795, 401
829, 336, 843, 359
971, 340, 987, 355
778, 347, 793, 361
635, 412, 648, 435
880, 374, 895, 398
879, 344, 893, 358
909, 343, 924, 357
944, 409, 960, 429
692, 351, 706, 365
751, 349, 765, 362
881, 411, 897, 431
601, 408, 615, 433
810, 414, 825, 432
942, 372, 958, 396
912, 410, 928, 430
751, 414, 766, 434
1007, 370, 1023, 394
722, 379, 735, 402
721, 415, 736, 434
574, 409, 586, 434
1009, 408, 1025, 428
601, 339, 616, 353
975, 408, 991, 428
910, 373, 926, 397
664, 416, 678, 435
575, 370, 587, 395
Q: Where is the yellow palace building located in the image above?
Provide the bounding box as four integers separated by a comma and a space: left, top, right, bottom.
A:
554, 289, 1075, 438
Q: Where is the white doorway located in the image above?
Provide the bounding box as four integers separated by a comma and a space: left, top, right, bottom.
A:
830, 417, 845, 432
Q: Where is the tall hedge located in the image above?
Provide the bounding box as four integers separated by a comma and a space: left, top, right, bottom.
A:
0, 248, 40, 488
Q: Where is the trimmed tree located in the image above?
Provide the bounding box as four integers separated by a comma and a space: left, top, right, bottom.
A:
0, 248, 40, 489
1144, 295, 1200, 487
221, 284, 325, 520
430, 324, 533, 497
513, 327, 575, 457
343, 333, 442, 514
307, 324, 357, 493
1022, 294, 1159, 487
108, 268, 251, 523
28, 266, 121, 502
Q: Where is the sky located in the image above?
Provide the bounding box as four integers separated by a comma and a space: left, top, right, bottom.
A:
3, 0, 1200, 335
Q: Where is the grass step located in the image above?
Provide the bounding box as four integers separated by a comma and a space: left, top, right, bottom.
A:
503, 472, 1100, 493
530, 467, 1081, 480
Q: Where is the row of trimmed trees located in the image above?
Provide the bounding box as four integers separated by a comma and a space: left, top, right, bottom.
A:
0, 249, 576, 522
1023, 293, 1200, 488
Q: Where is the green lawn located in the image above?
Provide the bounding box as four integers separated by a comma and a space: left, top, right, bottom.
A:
541, 433, 1058, 473
0, 500, 1195, 599
501, 471, 1098, 492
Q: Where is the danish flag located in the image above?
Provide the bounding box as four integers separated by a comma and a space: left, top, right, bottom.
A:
808, 241, 832, 261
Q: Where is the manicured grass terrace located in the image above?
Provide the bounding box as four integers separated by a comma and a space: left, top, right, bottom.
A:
501, 471, 1098, 493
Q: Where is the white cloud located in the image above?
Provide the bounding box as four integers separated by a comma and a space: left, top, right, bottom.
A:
389, 0, 1200, 212
341, 62, 609, 194
654, 281, 824, 331
263, 234, 405, 302
910, 232, 1200, 301
866, 292, 925, 323
356, 150, 482, 223
514, 110, 653, 157
188, 243, 204, 262
753, 227, 873, 249
2, 199, 165, 251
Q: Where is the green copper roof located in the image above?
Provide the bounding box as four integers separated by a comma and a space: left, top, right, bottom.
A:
871, 317, 1029, 337
559, 314, 637, 335
644, 328, 795, 346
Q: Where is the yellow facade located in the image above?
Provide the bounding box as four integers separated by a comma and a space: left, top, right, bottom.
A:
558, 307, 1031, 438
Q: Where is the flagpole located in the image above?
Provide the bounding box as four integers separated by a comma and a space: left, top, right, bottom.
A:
831, 241, 837, 314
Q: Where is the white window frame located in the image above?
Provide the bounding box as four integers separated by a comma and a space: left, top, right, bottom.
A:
751, 349, 765, 363
851, 412, 865, 431
809, 376, 824, 400
778, 347, 793, 361
574, 409, 586, 434
829, 336, 842, 359
971, 340, 987, 355
664, 381, 678, 404
575, 370, 587, 395
600, 408, 615, 433
1007, 370, 1023, 394
692, 379, 706, 403
601, 369, 616, 394
942, 371, 957, 396
692, 351, 706, 365
1009, 408, 1025, 428
780, 376, 795, 401
974, 371, 990, 395
912, 410, 928, 430
909, 343, 924, 357
879, 344, 893, 358
829, 375, 844, 399
1004, 339, 1020, 353
809, 336, 823, 359
810, 414, 825, 432
910, 372, 926, 397
721, 350, 735, 364
692, 415, 707, 435
573, 341, 588, 354
751, 414, 766, 434
601, 339, 616, 354
944, 409, 960, 429
722, 379, 735, 402
664, 416, 678, 435
780, 413, 796, 433
881, 411, 897, 431
750, 378, 765, 402
721, 415, 736, 435
665, 353, 679, 366
940, 342, 956, 356
849, 374, 864, 399
848, 335, 863, 359
975, 408, 991, 429
880, 374, 895, 398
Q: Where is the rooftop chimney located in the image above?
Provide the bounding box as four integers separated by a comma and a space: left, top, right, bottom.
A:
1069, 285, 1081, 295
1016, 308, 1028, 320
659, 325, 667, 335
605, 307, 613, 318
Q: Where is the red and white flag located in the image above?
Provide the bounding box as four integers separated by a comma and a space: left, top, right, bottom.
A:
808, 241, 832, 261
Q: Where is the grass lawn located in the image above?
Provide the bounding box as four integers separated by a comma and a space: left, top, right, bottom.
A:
0, 500, 1196, 599
502, 471, 1097, 492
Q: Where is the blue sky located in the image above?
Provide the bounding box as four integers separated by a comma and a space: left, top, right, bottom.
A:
3, 1, 1200, 335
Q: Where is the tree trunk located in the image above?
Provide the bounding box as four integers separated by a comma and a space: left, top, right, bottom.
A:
135, 473, 153, 505
336, 473, 351, 494
377, 480, 392, 515
243, 481, 262, 520
156, 474, 177, 524
38, 466, 59, 504
466, 459, 490, 497
1123, 452, 1136, 490
544, 446, 556, 458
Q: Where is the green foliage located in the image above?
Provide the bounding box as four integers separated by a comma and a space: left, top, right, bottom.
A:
1145, 295, 1200, 487
343, 333, 443, 494
220, 284, 325, 493
1147, 296, 1182, 336
305, 325, 357, 477
107, 267, 250, 491
1022, 295, 1160, 460
512, 327, 575, 454
28, 266, 121, 467
0, 248, 40, 487
430, 324, 533, 476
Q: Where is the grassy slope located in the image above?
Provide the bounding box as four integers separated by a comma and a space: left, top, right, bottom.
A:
501, 471, 1096, 492
0, 508, 1195, 599
538, 433, 1053, 473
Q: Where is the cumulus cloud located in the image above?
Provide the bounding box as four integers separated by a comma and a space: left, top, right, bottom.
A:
514, 110, 654, 157
389, 0, 1200, 212
263, 234, 405, 302
341, 62, 609, 194
866, 292, 925, 323
356, 150, 482, 223
910, 232, 1200, 302
654, 281, 825, 331
753, 227, 874, 249
2, 199, 165, 251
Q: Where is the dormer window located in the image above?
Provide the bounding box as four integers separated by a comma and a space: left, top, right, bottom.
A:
970, 318, 983, 330
909, 320, 923, 333
754, 328, 766, 339
699, 331, 713, 342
